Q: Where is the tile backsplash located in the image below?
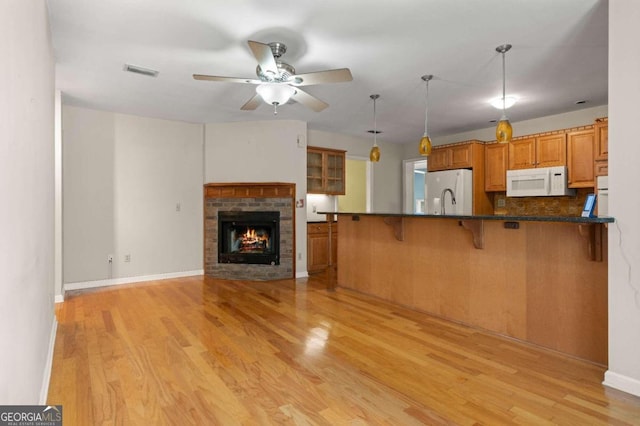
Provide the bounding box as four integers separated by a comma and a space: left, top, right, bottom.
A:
493, 188, 592, 216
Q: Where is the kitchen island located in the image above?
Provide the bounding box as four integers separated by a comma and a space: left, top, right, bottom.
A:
321, 212, 613, 364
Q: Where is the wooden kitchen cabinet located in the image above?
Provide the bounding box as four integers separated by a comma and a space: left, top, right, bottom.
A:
427, 148, 450, 171
484, 143, 508, 192
307, 222, 337, 273
426, 141, 492, 214
508, 137, 535, 170
427, 142, 475, 172
307, 146, 346, 194
594, 118, 608, 177
508, 134, 566, 169
567, 129, 595, 188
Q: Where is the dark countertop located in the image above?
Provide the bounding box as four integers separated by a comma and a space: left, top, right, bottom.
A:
317, 211, 614, 224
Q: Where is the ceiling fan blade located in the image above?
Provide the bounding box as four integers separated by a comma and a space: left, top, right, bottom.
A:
291, 88, 329, 112
240, 93, 262, 111
248, 40, 279, 77
289, 68, 353, 86
193, 74, 261, 84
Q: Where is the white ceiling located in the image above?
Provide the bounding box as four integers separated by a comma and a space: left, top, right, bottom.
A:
46, 0, 608, 144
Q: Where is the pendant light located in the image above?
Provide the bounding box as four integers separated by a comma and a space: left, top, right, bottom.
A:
418, 74, 433, 156
495, 44, 513, 143
369, 94, 381, 162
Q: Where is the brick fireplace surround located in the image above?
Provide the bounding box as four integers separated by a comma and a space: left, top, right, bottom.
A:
204, 183, 296, 280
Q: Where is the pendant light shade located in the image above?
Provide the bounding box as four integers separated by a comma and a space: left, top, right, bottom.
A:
369, 94, 381, 162
495, 44, 513, 143
370, 145, 380, 162
496, 114, 513, 142
418, 74, 433, 156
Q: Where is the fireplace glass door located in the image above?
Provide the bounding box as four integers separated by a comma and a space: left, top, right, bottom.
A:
218, 211, 280, 265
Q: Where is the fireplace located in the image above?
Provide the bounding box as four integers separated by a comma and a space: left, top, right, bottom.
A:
204, 182, 295, 280
218, 211, 280, 265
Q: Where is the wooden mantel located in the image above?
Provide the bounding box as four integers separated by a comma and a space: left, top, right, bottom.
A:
204, 182, 295, 198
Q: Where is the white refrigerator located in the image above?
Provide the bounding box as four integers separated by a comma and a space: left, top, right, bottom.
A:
425, 169, 473, 215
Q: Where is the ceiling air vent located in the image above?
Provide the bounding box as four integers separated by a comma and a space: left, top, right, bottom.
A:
123, 64, 159, 78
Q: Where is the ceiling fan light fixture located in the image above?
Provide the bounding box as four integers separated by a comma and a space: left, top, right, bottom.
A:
495, 44, 513, 143
419, 74, 433, 157
369, 94, 381, 163
256, 83, 296, 106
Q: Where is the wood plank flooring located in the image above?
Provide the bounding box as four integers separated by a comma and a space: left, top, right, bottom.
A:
48, 275, 640, 425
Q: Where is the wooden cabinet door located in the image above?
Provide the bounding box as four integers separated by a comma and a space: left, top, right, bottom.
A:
536, 134, 567, 167
325, 152, 345, 194
567, 130, 595, 188
508, 138, 536, 169
450, 144, 473, 169
595, 121, 608, 161
307, 224, 329, 273
485, 143, 508, 191
427, 148, 450, 171
307, 149, 325, 193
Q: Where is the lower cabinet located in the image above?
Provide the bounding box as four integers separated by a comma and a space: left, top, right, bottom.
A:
307, 222, 337, 273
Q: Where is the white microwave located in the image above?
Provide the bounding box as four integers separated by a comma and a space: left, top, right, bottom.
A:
506, 166, 576, 197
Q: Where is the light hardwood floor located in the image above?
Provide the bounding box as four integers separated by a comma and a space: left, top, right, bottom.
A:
48, 275, 640, 425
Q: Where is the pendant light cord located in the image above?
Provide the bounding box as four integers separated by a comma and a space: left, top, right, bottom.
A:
502, 50, 507, 114
424, 79, 429, 136
373, 96, 378, 146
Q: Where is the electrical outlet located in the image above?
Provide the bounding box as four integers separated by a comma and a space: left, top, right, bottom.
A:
107, 254, 114, 263
176, 202, 181, 212
124, 254, 131, 262
298, 252, 302, 260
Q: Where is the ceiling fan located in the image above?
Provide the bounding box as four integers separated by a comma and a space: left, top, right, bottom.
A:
193, 40, 353, 114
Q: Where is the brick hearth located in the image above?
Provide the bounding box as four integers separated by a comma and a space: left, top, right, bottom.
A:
204, 183, 295, 280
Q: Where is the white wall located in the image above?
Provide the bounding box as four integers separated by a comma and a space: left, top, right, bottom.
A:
204, 120, 308, 276
308, 129, 404, 213
604, 0, 640, 397
0, 0, 56, 403
63, 106, 203, 284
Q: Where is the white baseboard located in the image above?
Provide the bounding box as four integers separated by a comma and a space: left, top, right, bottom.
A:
64, 269, 204, 291
603, 370, 640, 397
54, 294, 64, 303
40, 316, 58, 404
296, 271, 309, 279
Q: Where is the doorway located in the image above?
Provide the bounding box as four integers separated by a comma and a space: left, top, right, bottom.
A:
403, 159, 427, 214
338, 157, 372, 213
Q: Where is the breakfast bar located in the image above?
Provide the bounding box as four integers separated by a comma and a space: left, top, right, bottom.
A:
323, 212, 614, 364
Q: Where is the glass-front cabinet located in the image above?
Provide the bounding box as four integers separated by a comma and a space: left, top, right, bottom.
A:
307, 146, 346, 195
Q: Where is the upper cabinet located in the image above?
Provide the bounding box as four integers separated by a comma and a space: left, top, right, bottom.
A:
427, 142, 475, 172
484, 143, 508, 192
307, 146, 346, 195
483, 118, 608, 195
594, 117, 608, 177
567, 129, 595, 188
508, 134, 566, 170
428, 141, 492, 214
